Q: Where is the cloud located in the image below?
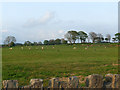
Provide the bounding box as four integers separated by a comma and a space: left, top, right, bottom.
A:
58, 30, 64, 34
47, 30, 65, 39
40, 12, 54, 23
1, 29, 8, 33
23, 11, 55, 27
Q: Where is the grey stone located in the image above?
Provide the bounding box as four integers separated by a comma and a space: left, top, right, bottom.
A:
85, 74, 103, 88
112, 74, 120, 88
2, 80, 18, 88
67, 76, 79, 88
59, 81, 68, 88
30, 79, 43, 88
103, 74, 120, 88
103, 74, 113, 88
49, 78, 60, 88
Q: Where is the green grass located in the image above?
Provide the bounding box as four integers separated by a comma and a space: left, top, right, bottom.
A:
2, 44, 118, 86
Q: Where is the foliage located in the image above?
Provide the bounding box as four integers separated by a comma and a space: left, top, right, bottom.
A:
55, 39, 61, 45
112, 38, 116, 43
24, 41, 32, 46
61, 39, 67, 44
38, 41, 42, 45
3, 32, 120, 48
115, 33, 120, 43
48, 39, 55, 45
33, 42, 38, 46
78, 31, 88, 43
44, 40, 49, 45
10, 42, 15, 47
65, 31, 78, 44
105, 38, 108, 42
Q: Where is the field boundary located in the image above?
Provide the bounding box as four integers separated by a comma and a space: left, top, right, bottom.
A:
2, 74, 120, 88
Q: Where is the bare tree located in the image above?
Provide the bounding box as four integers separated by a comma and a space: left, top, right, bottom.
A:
106, 34, 111, 42
89, 32, 97, 43
96, 33, 103, 43
4, 36, 16, 47
87, 36, 90, 43
64, 32, 72, 44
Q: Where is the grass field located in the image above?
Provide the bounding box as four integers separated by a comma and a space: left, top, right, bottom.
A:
2, 44, 118, 86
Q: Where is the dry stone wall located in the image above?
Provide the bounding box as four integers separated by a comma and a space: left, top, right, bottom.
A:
2, 74, 120, 89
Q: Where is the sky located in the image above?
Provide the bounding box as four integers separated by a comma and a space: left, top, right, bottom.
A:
0, 2, 118, 44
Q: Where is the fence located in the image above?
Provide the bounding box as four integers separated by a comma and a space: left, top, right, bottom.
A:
2, 74, 120, 88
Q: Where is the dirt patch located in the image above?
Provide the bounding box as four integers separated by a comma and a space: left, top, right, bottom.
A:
112, 63, 120, 66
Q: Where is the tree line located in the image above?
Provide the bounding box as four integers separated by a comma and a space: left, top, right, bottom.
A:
23, 39, 67, 46
64, 31, 120, 44
3, 31, 120, 47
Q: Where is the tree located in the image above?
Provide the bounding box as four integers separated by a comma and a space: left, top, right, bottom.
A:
101, 37, 104, 41
87, 36, 90, 43
38, 41, 42, 45
24, 41, 32, 46
106, 34, 111, 42
112, 38, 116, 43
115, 33, 120, 43
89, 32, 97, 43
64, 32, 72, 44
10, 41, 15, 47
4, 36, 16, 47
69, 31, 79, 43
44, 40, 49, 45
64, 31, 78, 44
61, 38, 67, 44
78, 31, 88, 43
48, 39, 55, 45
105, 38, 108, 42
33, 42, 38, 46
55, 39, 61, 45
96, 33, 103, 43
